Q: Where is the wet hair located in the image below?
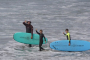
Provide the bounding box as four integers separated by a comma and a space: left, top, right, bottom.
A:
40, 30, 43, 32
65, 29, 69, 31
27, 21, 31, 23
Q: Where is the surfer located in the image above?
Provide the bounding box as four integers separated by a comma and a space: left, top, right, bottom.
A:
63, 29, 71, 46
36, 29, 46, 51
23, 21, 33, 47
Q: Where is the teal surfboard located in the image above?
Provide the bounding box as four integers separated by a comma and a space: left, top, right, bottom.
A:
13, 32, 48, 45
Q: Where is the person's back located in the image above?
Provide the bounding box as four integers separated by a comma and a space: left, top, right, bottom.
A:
66, 32, 71, 41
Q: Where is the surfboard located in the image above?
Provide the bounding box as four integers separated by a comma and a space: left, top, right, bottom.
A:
50, 40, 90, 52
13, 32, 48, 45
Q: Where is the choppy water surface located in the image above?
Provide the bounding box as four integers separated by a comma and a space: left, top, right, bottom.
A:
0, 0, 90, 60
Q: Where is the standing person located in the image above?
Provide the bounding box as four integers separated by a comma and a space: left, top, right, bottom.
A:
23, 21, 33, 47
36, 29, 46, 51
63, 29, 71, 46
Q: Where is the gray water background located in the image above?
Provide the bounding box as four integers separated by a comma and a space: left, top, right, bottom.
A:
0, 0, 90, 60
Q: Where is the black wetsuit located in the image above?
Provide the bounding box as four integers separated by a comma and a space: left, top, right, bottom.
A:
36, 30, 46, 51
23, 22, 33, 47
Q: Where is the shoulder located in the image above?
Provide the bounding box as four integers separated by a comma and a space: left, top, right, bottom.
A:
67, 33, 70, 35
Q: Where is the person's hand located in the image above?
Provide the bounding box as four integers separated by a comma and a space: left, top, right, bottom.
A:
36, 29, 37, 31
25, 20, 27, 23
69, 43, 70, 46
31, 36, 33, 39
45, 41, 46, 43
63, 32, 65, 34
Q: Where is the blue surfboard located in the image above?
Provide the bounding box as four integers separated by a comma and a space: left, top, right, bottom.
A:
50, 40, 90, 52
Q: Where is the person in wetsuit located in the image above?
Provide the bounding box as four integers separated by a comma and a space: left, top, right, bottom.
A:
23, 21, 33, 47
63, 29, 71, 46
36, 29, 46, 51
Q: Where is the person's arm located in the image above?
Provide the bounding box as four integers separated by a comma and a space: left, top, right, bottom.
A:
31, 25, 33, 37
43, 34, 46, 41
63, 32, 66, 35
23, 21, 27, 26
36, 30, 40, 35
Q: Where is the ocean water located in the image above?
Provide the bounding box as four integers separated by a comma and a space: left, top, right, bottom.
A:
0, 0, 90, 60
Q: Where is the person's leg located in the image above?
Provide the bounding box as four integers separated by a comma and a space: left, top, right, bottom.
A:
41, 42, 45, 50
29, 44, 32, 47
39, 42, 42, 51
26, 32, 32, 47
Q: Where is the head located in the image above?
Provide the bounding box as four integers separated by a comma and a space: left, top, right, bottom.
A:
27, 21, 31, 25
39, 30, 43, 34
65, 29, 69, 33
